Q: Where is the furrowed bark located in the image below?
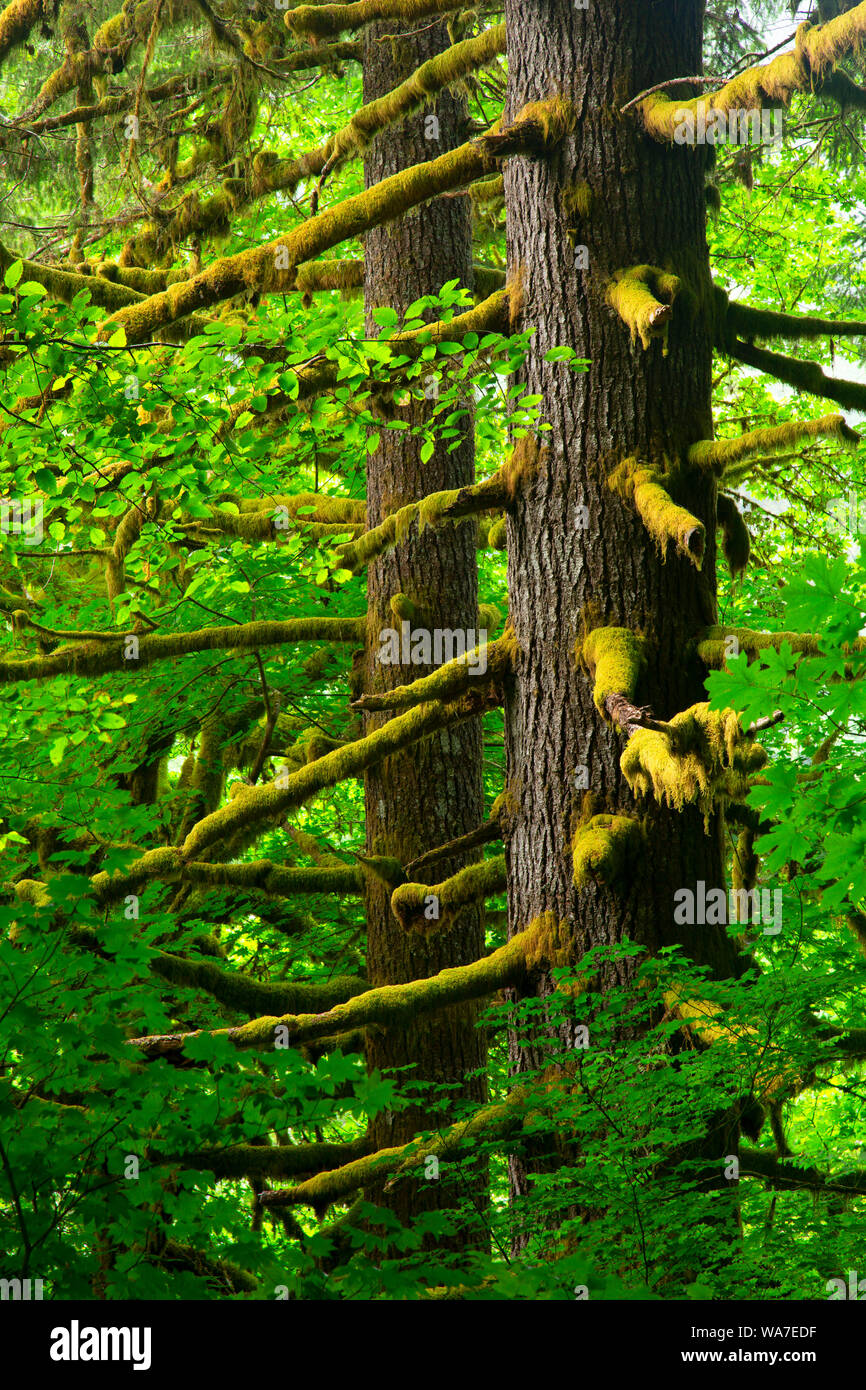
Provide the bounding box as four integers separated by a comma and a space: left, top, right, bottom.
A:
501, 0, 741, 1241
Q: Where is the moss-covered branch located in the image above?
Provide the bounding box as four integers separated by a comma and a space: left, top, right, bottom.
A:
0, 616, 365, 685
91, 852, 364, 904
0, 0, 45, 65
639, 4, 866, 142
606, 265, 681, 352
150, 951, 365, 1018
284, 0, 463, 40
579, 627, 649, 719
351, 630, 514, 712
337, 441, 542, 571
167, 1137, 371, 1179
25, 0, 195, 119
130, 923, 543, 1059
104, 102, 570, 343
131, 28, 505, 256
728, 338, 866, 412
180, 687, 499, 861
258, 1090, 529, 1212
723, 296, 866, 347
390, 855, 507, 933
695, 626, 823, 668
738, 1147, 866, 1197
608, 458, 705, 567
318, 23, 505, 174
688, 413, 859, 476
404, 812, 503, 878
0, 240, 144, 314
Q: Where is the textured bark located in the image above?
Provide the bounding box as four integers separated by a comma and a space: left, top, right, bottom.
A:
361, 18, 487, 1240
501, 0, 741, 1217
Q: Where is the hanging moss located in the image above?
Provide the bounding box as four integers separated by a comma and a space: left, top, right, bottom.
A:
620, 702, 767, 823
0, 0, 45, 62
579, 626, 648, 717
486, 516, 507, 550
608, 457, 705, 567
389, 854, 506, 933
716, 493, 750, 576
572, 814, 642, 890
688, 413, 859, 475
724, 296, 866, 348
606, 265, 681, 352
0, 239, 144, 312
731, 826, 759, 899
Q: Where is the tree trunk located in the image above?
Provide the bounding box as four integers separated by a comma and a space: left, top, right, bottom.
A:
361, 18, 487, 1242
501, 0, 741, 1222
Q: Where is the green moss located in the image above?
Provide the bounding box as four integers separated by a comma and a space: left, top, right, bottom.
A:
696, 626, 822, 669
353, 630, 515, 713
608, 457, 705, 567
572, 814, 641, 889
321, 23, 505, 173
579, 626, 648, 716
180, 689, 488, 861
688, 413, 859, 475
390, 855, 507, 933
478, 97, 577, 157
105, 128, 508, 341
620, 702, 767, 823
284, 0, 466, 41
338, 465, 510, 572
0, 0, 43, 62
562, 181, 593, 224
606, 265, 681, 353
732, 826, 758, 898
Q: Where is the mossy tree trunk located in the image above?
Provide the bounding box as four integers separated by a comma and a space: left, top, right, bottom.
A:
501, 0, 741, 1223
361, 17, 487, 1241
